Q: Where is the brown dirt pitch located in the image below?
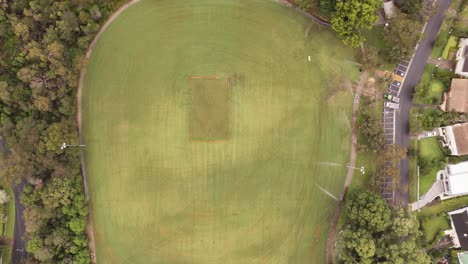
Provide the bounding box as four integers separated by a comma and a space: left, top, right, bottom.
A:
189, 76, 230, 141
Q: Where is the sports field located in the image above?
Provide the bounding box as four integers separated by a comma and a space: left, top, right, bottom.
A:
82, 0, 359, 263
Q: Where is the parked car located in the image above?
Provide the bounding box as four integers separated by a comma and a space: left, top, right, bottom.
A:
384, 94, 400, 103
384, 101, 399, 109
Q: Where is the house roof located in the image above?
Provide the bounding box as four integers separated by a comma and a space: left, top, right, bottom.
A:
451, 210, 468, 249
448, 79, 468, 113
452, 123, 468, 155
448, 173, 468, 195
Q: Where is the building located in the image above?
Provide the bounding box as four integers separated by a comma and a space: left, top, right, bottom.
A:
383, 0, 396, 19
439, 161, 468, 198
455, 38, 468, 77
439, 123, 468, 156
445, 79, 468, 113
459, 251, 468, 264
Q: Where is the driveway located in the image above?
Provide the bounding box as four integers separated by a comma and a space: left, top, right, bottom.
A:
395, 0, 452, 205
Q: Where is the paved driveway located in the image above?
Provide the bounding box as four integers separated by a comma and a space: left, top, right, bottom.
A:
395, 0, 452, 205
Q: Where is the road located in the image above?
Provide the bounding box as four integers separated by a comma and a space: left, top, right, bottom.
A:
12, 180, 27, 264
395, 0, 452, 205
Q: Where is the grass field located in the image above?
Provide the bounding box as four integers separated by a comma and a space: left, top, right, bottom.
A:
82, 0, 359, 263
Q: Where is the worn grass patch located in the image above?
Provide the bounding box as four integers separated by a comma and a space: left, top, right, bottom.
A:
189, 77, 229, 141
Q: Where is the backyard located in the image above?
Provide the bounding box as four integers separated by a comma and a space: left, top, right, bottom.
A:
82, 0, 360, 263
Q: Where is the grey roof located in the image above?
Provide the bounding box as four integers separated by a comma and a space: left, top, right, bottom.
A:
452, 210, 468, 249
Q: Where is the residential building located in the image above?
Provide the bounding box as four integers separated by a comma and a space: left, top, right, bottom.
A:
445, 207, 468, 264
439, 123, 468, 156
455, 38, 468, 77
439, 162, 468, 198
445, 79, 468, 112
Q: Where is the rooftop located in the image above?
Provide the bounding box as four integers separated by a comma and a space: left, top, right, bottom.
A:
447, 79, 468, 113
451, 210, 468, 249
448, 173, 468, 195
452, 123, 468, 155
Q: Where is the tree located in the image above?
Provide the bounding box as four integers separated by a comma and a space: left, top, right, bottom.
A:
383, 12, 422, 63
344, 191, 392, 232
331, 0, 381, 48
0, 189, 9, 204
339, 193, 431, 263
340, 226, 376, 263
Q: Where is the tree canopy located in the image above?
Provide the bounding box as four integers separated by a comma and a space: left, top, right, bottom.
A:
338, 191, 430, 264
331, 0, 381, 47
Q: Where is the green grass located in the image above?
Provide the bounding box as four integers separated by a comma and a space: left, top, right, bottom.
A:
419, 138, 444, 160
428, 80, 444, 104
431, 30, 448, 58
82, 1, 359, 263
418, 138, 445, 197
363, 26, 388, 50
441, 36, 458, 59
2, 187, 15, 264
409, 139, 418, 203
418, 195, 468, 217
414, 64, 436, 104
420, 214, 449, 244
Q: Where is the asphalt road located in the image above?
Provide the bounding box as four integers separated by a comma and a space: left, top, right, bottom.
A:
12, 180, 27, 264
396, 0, 452, 205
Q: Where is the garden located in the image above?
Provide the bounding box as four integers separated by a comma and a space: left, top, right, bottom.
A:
0, 187, 14, 264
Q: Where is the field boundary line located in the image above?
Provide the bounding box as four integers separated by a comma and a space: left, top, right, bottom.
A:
76, 0, 142, 263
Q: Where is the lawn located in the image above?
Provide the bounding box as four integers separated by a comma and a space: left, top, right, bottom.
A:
420, 214, 449, 244
428, 80, 444, 104
418, 195, 468, 218
441, 36, 458, 59
1, 187, 15, 264
82, 1, 359, 263
418, 138, 446, 197
419, 137, 444, 160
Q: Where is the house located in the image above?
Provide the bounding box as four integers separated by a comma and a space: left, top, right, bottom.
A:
439, 123, 468, 156
445, 79, 468, 112
455, 38, 468, 77
446, 207, 468, 249
439, 162, 468, 198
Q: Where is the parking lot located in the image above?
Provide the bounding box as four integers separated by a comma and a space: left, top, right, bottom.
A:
381, 59, 409, 204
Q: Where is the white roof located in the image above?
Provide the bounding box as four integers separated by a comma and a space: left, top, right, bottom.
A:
448, 161, 468, 175
448, 173, 468, 195
383, 1, 395, 19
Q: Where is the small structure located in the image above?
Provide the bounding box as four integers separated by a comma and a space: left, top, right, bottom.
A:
439, 162, 468, 198
383, 0, 396, 19
455, 38, 468, 77
444, 79, 468, 113
439, 123, 468, 156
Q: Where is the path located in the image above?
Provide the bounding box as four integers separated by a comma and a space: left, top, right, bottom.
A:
411, 180, 444, 211
76, 0, 142, 263
395, 0, 452, 206
325, 71, 368, 264
12, 180, 27, 264
427, 57, 455, 71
